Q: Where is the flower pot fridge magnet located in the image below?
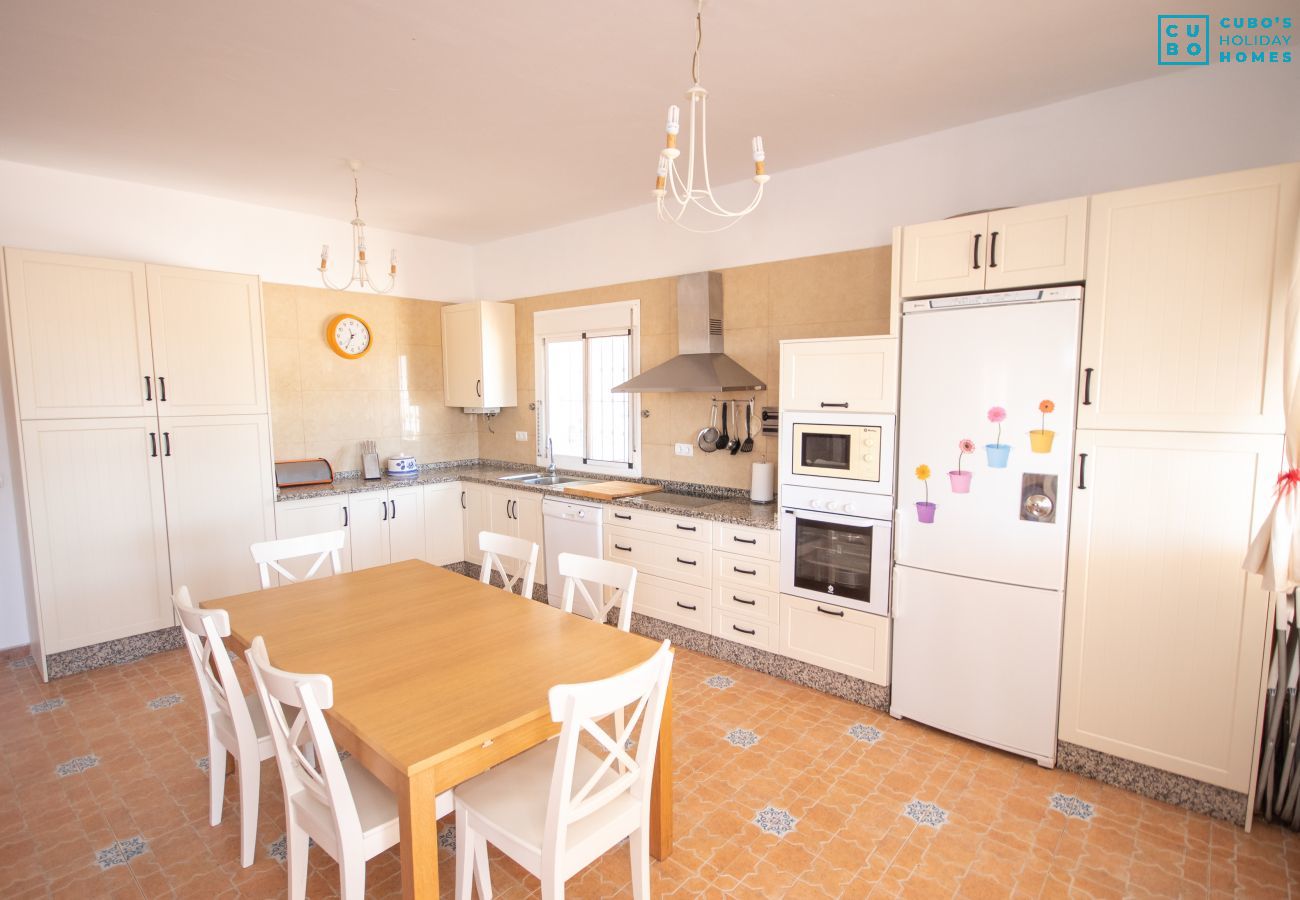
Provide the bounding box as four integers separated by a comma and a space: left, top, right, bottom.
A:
915, 464, 937, 523
985, 406, 1011, 468
1030, 399, 1055, 453
949, 439, 974, 493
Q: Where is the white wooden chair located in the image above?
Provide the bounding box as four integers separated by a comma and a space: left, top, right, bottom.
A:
453, 640, 674, 900
478, 531, 539, 598
250, 530, 345, 589
173, 586, 274, 868
557, 552, 637, 632
245, 636, 463, 900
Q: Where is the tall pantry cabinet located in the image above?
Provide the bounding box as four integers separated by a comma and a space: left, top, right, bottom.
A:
1059, 163, 1299, 793
1, 249, 275, 678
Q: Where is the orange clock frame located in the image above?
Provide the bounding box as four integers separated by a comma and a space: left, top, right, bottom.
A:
326, 313, 373, 359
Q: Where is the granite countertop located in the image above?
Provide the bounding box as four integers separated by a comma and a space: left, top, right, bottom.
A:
275, 460, 780, 529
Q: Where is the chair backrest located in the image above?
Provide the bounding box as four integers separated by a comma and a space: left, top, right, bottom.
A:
558, 552, 637, 632
543, 641, 674, 859
478, 531, 539, 598
245, 636, 362, 848
250, 530, 345, 589
173, 586, 258, 747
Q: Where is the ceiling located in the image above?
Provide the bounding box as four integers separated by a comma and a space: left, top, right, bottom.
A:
0, 1, 1214, 243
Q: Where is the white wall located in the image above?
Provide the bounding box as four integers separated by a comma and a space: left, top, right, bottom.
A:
474, 66, 1300, 301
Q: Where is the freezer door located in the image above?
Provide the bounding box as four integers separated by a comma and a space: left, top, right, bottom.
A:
890, 565, 1063, 763
896, 299, 1081, 590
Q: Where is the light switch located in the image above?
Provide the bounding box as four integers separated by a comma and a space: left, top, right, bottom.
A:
675, 443, 694, 456
515, 431, 529, 442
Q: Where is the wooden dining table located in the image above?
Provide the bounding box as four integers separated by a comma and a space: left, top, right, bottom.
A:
202, 559, 673, 899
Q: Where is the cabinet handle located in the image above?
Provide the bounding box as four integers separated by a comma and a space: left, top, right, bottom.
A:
158, 376, 167, 402
614, 513, 632, 520
820, 402, 849, 409
144, 376, 152, 401
676, 602, 697, 611
510, 499, 517, 519
163, 432, 172, 457
476, 378, 482, 398
461, 491, 466, 509
149, 432, 158, 457
972, 233, 982, 270
383, 501, 389, 521
614, 543, 632, 552
732, 625, 756, 636
733, 566, 757, 576
343, 506, 349, 527
988, 231, 999, 268
1082, 368, 1094, 406
733, 536, 757, 545
1077, 453, 1088, 490
816, 605, 845, 617
733, 595, 757, 606
676, 557, 698, 566
391, 500, 397, 519
675, 523, 697, 532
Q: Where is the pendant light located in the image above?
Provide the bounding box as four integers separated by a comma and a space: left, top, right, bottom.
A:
318, 160, 398, 293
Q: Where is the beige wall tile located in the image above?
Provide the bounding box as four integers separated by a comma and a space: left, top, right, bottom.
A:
262, 284, 299, 339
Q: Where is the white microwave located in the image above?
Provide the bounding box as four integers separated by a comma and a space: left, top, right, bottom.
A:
779, 411, 896, 495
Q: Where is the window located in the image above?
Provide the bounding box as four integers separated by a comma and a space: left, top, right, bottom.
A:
535, 301, 640, 476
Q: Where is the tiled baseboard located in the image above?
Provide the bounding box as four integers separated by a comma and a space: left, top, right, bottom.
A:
1057, 740, 1248, 826
47, 626, 185, 680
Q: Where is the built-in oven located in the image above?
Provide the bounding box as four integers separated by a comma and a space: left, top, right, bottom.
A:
779, 411, 895, 495
779, 485, 892, 616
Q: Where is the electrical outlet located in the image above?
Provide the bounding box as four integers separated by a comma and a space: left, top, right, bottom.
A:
675, 442, 694, 457
515, 431, 529, 442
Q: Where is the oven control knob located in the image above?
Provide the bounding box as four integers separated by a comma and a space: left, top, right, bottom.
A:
843, 503, 855, 513
826, 501, 841, 512
810, 499, 823, 509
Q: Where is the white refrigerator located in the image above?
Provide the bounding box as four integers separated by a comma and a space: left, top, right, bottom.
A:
890, 287, 1082, 766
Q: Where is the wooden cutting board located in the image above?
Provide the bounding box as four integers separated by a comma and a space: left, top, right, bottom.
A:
562, 481, 664, 501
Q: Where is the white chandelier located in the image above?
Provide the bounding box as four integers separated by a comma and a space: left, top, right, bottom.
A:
654, 0, 769, 233
318, 160, 398, 293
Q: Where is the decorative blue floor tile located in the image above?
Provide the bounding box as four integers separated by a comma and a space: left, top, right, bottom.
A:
29, 698, 66, 714
753, 806, 797, 836
704, 674, 735, 690
338, 749, 352, 761
95, 836, 147, 869
196, 756, 209, 774
9, 656, 35, 670
1049, 793, 1095, 820
56, 754, 100, 777
725, 728, 760, 748
848, 723, 883, 744
904, 799, 949, 828
438, 824, 456, 850
267, 833, 315, 862
146, 693, 183, 710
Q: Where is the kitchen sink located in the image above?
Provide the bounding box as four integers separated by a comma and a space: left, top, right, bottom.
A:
497, 472, 546, 481
496, 473, 592, 487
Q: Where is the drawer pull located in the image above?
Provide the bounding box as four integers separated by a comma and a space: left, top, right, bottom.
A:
816, 605, 845, 617
676, 557, 698, 566
614, 512, 632, 520
820, 402, 850, 409
733, 566, 757, 576
676, 602, 697, 611
732, 625, 756, 636
733, 596, 757, 606
733, 536, 758, 545
675, 524, 697, 532
614, 543, 632, 552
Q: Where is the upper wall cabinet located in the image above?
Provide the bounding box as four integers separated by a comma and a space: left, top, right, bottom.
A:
3, 250, 267, 419
442, 301, 517, 408
779, 336, 899, 414
1078, 163, 1299, 434
898, 198, 1088, 298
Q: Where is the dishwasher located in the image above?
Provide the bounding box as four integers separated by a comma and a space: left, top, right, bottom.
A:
542, 496, 604, 615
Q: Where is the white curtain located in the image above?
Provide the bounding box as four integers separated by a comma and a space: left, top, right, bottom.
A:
1245, 217, 1300, 594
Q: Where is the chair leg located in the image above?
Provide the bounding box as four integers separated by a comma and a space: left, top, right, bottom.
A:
629, 827, 649, 900
455, 806, 479, 900
207, 735, 227, 827
539, 860, 565, 900
287, 819, 309, 900
339, 853, 367, 900
473, 830, 493, 899
237, 754, 260, 868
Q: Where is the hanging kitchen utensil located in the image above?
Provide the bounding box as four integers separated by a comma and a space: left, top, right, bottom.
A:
741, 400, 755, 453
700, 399, 720, 447
728, 401, 742, 454
715, 400, 730, 450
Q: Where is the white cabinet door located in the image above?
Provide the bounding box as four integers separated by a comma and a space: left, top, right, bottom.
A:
984, 197, 1088, 290
487, 485, 516, 537
21, 418, 172, 652
159, 415, 274, 603
512, 490, 546, 588
779, 337, 899, 414
146, 266, 268, 416
274, 494, 351, 580
779, 593, 891, 685
348, 491, 390, 571
479, 301, 518, 409
387, 484, 425, 564
462, 482, 490, 563
424, 482, 465, 565
899, 212, 988, 299
3, 249, 155, 419
441, 303, 484, 407
1078, 163, 1298, 434
1059, 429, 1280, 792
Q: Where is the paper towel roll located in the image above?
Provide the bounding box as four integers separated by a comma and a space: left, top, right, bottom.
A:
750, 462, 775, 504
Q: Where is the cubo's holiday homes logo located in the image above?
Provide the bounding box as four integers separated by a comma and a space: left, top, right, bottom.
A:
1158, 15, 1294, 65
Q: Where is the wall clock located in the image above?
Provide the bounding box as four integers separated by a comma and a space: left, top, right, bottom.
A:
326, 313, 372, 359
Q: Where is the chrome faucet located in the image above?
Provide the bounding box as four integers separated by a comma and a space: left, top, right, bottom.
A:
546, 436, 557, 476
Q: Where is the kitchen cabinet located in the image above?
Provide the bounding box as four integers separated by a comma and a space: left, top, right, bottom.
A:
273, 494, 351, 580
898, 198, 1087, 298
1078, 163, 1298, 434
19, 417, 173, 654
387, 484, 426, 564
779, 593, 891, 685
1058, 429, 1280, 791
779, 336, 899, 414
441, 301, 517, 408
461, 481, 490, 563
485, 485, 547, 587
424, 482, 466, 565
348, 484, 425, 571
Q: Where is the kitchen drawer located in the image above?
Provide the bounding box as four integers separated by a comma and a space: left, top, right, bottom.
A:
633, 574, 711, 633
714, 609, 777, 651
713, 522, 779, 560
778, 593, 891, 686
715, 551, 779, 591
606, 526, 712, 588
714, 582, 779, 623
607, 506, 709, 541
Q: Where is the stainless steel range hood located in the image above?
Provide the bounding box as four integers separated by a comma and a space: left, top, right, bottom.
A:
612, 272, 766, 393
